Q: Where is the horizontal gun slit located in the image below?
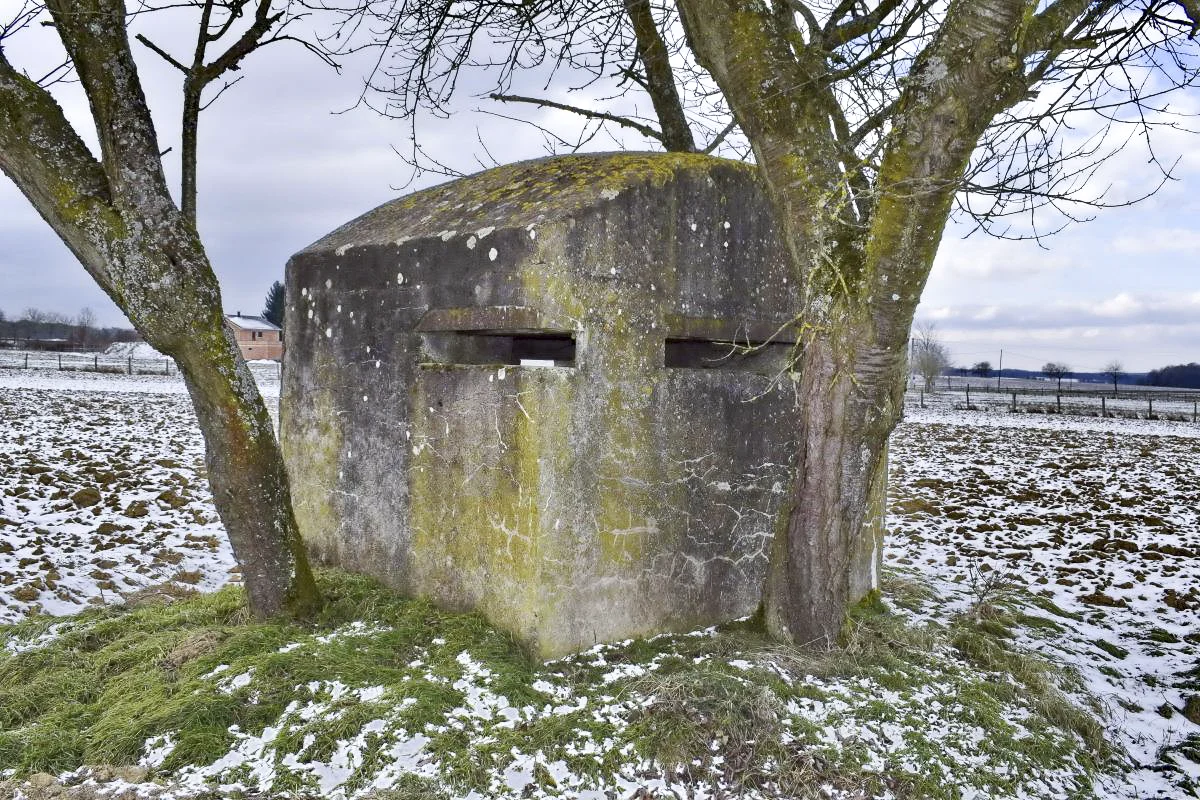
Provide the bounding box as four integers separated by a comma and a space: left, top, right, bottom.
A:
421, 331, 576, 367
664, 338, 791, 372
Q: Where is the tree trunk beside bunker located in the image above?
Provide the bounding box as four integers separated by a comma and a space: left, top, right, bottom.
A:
0, 0, 320, 619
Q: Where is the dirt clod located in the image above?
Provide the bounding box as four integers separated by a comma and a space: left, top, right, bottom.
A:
70, 487, 101, 508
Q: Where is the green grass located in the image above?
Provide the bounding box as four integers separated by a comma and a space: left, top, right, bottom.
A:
0, 571, 537, 777
0, 569, 1118, 799
1092, 638, 1131, 660
611, 591, 1113, 800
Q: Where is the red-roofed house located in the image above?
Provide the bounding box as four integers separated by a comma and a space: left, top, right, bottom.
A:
225, 313, 283, 361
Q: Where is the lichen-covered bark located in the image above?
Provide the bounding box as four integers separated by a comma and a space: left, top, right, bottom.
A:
678, 0, 1041, 645
622, 0, 696, 153
181, 83, 203, 225
0, 0, 319, 618
174, 318, 319, 617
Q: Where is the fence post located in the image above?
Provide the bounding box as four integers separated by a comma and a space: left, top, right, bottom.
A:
1194, 401, 1197, 423
1148, 398, 1153, 418
94, 354, 98, 370
164, 359, 169, 376
1011, 391, 1016, 412
24, 353, 28, 368
127, 356, 132, 375
58, 353, 62, 370
1102, 396, 1106, 417
966, 384, 971, 407
920, 389, 925, 409
1056, 394, 1061, 414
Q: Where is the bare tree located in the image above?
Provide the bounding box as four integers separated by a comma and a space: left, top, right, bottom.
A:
326, 0, 1200, 645
1042, 361, 1071, 392
1103, 360, 1126, 395
971, 361, 993, 379
0, 1, 320, 617
18, 307, 44, 341
911, 323, 950, 390
135, 1, 334, 223
313, 0, 746, 178
74, 306, 97, 349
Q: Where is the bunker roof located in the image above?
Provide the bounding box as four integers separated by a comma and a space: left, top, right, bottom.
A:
297, 152, 759, 256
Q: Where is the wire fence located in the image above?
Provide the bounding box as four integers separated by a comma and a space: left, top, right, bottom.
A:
0, 349, 177, 375
0, 349, 282, 381
908, 383, 1200, 423
930, 376, 1200, 403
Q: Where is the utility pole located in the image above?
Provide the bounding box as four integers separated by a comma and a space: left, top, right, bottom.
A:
997, 349, 1003, 390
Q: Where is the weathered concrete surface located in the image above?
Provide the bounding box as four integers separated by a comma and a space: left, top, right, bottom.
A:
282, 152, 805, 658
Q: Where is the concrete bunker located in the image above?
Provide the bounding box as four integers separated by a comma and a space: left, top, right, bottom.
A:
281, 152, 800, 658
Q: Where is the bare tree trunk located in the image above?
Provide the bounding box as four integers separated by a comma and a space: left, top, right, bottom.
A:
181, 82, 202, 225
175, 317, 319, 617
678, 0, 1036, 646
0, 0, 320, 618
763, 338, 901, 644
622, 0, 695, 153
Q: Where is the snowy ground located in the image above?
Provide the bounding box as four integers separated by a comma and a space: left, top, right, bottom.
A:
0, 370, 1197, 798
0, 362, 277, 621
888, 404, 1200, 795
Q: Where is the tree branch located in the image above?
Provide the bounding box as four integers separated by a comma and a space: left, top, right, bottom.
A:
1023, 0, 1117, 55
622, 0, 695, 151
46, 0, 174, 205
865, 0, 1035, 349
199, 1, 282, 84
702, 118, 739, 154
488, 92, 664, 142
136, 32, 189, 73
1180, 0, 1200, 37
823, 0, 906, 48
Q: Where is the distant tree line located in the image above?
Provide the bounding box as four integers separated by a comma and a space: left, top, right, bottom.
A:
0, 307, 138, 351
906, 337, 1177, 392
1143, 363, 1200, 389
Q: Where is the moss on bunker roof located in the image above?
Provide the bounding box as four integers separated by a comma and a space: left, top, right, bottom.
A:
299, 151, 758, 254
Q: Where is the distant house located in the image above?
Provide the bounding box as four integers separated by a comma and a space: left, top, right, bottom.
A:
225, 313, 283, 361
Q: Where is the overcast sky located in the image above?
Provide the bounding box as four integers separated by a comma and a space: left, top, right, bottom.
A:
1, 8, 1197, 373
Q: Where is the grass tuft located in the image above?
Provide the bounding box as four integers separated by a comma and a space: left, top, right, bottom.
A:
0, 568, 1118, 799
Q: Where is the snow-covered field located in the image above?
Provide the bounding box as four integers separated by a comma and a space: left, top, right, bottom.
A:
1, 370, 1197, 798
888, 405, 1199, 796
0, 362, 280, 622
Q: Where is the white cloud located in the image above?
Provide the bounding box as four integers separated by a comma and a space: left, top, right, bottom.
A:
925, 291, 1200, 329
1112, 228, 1200, 254
932, 233, 1077, 280
1090, 292, 1143, 318
970, 306, 997, 321
916, 292, 1200, 370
